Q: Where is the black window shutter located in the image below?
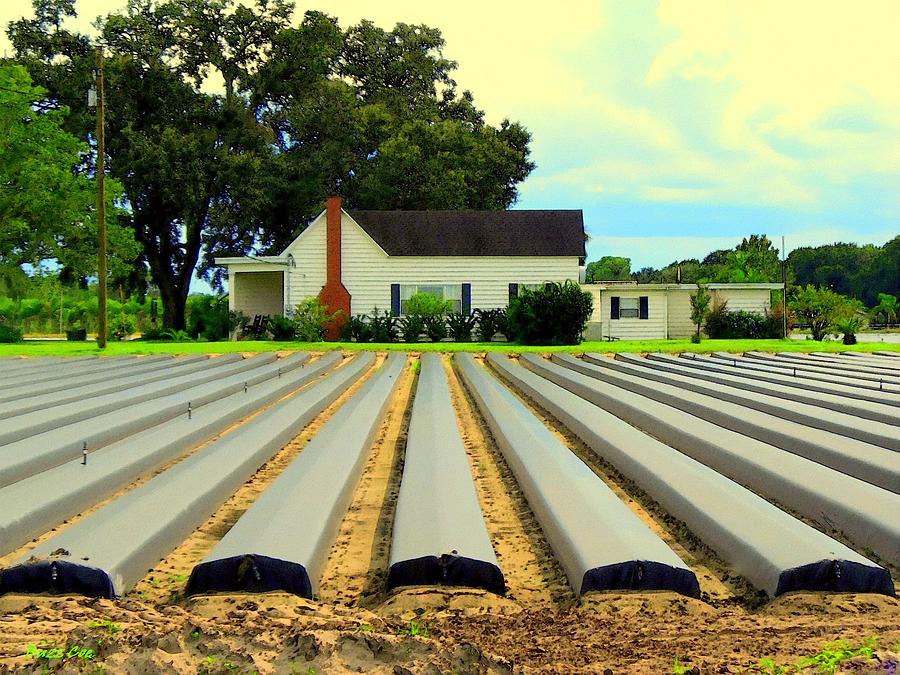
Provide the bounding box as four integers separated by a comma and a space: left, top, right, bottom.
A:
610, 296, 620, 319
508, 283, 518, 303
639, 296, 649, 320
462, 283, 472, 315
390, 284, 400, 315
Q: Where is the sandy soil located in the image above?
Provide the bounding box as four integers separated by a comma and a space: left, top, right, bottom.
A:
1, 352, 898, 674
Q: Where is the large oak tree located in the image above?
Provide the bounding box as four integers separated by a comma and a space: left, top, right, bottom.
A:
7, 0, 535, 328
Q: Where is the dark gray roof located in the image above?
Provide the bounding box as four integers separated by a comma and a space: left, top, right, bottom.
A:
347, 210, 586, 258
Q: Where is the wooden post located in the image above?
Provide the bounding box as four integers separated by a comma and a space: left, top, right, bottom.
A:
96, 46, 108, 349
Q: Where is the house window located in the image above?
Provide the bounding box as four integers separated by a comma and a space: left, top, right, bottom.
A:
509, 282, 549, 303
611, 296, 649, 320
400, 284, 462, 314
520, 283, 546, 293
619, 297, 640, 318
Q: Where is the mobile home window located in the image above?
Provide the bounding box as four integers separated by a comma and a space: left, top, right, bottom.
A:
400, 284, 462, 314
619, 297, 640, 318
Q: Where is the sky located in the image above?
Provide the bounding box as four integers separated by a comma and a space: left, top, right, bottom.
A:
2, 0, 899, 275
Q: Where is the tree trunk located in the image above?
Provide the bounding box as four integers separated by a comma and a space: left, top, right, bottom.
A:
156, 273, 189, 331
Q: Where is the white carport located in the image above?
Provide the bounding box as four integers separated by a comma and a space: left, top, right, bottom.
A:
216, 257, 289, 319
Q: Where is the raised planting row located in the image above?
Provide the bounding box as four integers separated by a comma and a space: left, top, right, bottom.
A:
738, 352, 900, 388
587, 353, 900, 446
455, 353, 701, 598
0, 353, 277, 447
0, 352, 341, 558
0, 354, 191, 405
0, 355, 151, 386
1, 354, 374, 597
494, 354, 893, 596
665, 353, 900, 408
632, 353, 900, 424
514, 355, 900, 569
708, 352, 900, 393
774, 351, 900, 376
0, 352, 310, 489
387, 353, 504, 594
186, 353, 405, 598
558, 354, 899, 493
0, 353, 214, 419
0, 351, 896, 606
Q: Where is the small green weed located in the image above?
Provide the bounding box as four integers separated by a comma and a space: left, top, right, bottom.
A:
399, 620, 429, 638
87, 619, 121, 636
749, 657, 797, 674
797, 637, 878, 674
289, 664, 316, 675
738, 636, 888, 675
672, 656, 693, 674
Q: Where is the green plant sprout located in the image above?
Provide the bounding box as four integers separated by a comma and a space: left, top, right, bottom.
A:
87, 619, 121, 636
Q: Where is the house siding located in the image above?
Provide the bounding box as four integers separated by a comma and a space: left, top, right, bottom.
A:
712, 288, 772, 314
285, 213, 580, 316
284, 217, 327, 311
667, 290, 695, 339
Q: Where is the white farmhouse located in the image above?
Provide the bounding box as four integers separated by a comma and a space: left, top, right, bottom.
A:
215, 197, 586, 337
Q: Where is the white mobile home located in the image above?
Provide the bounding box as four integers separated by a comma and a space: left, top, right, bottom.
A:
580, 282, 783, 340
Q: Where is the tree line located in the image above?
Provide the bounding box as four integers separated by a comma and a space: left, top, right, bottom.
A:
586, 234, 899, 310
1, 0, 535, 329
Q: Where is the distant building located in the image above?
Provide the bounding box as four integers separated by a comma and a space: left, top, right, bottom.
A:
580, 282, 782, 340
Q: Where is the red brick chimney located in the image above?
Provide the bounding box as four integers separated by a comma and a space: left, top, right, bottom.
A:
318, 196, 351, 340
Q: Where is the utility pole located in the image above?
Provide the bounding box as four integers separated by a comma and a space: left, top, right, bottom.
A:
781, 235, 788, 339
95, 46, 108, 349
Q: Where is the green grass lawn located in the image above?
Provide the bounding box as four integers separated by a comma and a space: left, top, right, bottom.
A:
1, 337, 898, 358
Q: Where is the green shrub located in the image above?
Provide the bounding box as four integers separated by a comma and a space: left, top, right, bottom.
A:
141, 326, 167, 340
292, 297, 341, 342
423, 314, 448, 342
705, 300, 780, 339
506, 281, 592, 345
689, 285, 712, 341
344, 314, 373, 342
703, 299, 730, 338
0, 297, 16, 323
398, 315, 425, 343
187, 295, 231, 341
156, 329, 192, 342
833, 316, 863, 345
403, 292, 453, 317
474, 308, 505, 342
110, 312, 136, 341
0, 322, 23, 343
789, 285, 857, 341
341, 310, 397, 342
267, 315, 295, 341
446, 312, 477, 341
368, 309, 398, 342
